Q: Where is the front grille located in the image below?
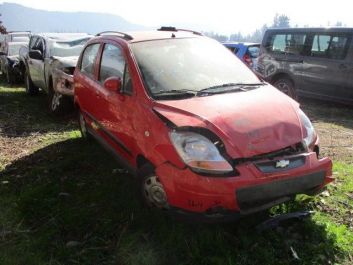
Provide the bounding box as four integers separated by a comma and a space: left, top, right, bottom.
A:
233, 142, 306, 166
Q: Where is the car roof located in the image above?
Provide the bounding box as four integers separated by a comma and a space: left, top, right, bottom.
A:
95, 28, 204, 43
8, 41, 28, 46
265, 27, 353, 33
34, 33, 92, 41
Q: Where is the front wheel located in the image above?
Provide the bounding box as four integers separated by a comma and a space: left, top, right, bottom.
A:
273, 78, 297, 100
138, 164, 169, 209
48, 87, 72, 115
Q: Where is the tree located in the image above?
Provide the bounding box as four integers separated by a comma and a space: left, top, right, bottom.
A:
0, 14, 7, 34
272, 14, 290, 28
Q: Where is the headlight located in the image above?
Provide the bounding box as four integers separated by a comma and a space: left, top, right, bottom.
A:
170, 131, 233, 174
298, 109, 316, 149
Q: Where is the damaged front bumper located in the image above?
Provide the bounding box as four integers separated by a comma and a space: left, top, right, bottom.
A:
53, 69, 74, 96
155, 152, 333, 222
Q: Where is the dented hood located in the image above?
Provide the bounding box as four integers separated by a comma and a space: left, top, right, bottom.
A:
153, 85, 304, 158
51, 56, 79, 68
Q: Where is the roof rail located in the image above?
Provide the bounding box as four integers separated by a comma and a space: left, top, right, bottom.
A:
95, 31, 133, 40
158, 26, 203, 36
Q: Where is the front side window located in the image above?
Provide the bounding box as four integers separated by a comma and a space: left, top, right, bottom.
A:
80, 43, 100, 78
99, 44, 125, 83
310, 34, 349, 60
268, 33, 307, 55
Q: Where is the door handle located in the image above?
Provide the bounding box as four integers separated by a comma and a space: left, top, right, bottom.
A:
28, 60, 33, 65
95, 91, 100, 98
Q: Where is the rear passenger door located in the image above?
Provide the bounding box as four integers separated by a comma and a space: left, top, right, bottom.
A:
301, 32, 352, 100
75, 43, 101, 120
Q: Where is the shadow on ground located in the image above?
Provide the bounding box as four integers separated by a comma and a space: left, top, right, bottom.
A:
0, 83, 76, 137
0, 138, 341, 265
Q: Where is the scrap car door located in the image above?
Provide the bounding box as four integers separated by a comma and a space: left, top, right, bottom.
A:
28, 37, 46, 89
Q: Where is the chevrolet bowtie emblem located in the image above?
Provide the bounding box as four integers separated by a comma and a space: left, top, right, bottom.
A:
275, 160, 290, 168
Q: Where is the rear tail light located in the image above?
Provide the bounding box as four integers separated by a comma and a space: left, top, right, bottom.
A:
243, 54, 253, 67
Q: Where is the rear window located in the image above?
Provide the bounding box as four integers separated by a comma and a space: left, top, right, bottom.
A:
80, 43, 100, 78
310, 34, 349, 60
267, 33, 307, 55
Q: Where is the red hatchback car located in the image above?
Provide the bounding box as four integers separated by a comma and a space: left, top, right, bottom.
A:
74, 27, 333, 222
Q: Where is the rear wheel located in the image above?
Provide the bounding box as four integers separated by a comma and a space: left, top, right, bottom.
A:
6, 69, 14, 85
25, 71, 39, 96
273, 78, 297, 100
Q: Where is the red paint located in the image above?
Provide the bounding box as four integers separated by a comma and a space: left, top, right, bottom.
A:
74, 30, 333, 217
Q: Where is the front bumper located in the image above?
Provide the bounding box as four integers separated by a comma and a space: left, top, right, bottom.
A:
155, 152, 332, 219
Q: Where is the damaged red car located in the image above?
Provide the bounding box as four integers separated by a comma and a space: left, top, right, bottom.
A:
74, 27, 333, 222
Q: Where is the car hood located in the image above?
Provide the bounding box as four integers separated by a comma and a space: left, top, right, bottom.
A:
51, 56, 78, 68
153, 85, 303, 158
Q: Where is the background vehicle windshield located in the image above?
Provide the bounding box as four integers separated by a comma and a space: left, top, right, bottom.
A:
50, 37, 91, 57
131, 38, 260, 96
8, 43, 24, 56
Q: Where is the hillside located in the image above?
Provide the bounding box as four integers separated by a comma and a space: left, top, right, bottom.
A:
0, 2, 147, 34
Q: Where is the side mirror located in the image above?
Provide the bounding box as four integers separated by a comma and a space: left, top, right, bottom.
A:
103, 76, 122, 92
29, 50, 43, 60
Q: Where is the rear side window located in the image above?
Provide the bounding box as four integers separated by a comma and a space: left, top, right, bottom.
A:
310, 34, 349, 60
99, 44, 125, 82
267, 33, 307, 55
80, 43, 100, 78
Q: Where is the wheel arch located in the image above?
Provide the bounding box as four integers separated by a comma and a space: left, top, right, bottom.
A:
271, 72, 296, 88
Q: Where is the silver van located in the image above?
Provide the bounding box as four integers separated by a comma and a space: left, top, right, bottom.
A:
257, 28, 353, 104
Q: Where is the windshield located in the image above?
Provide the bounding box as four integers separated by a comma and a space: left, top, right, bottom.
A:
8, 44, 23, 56
50, 37, 91, 57
131, 38, 260, 98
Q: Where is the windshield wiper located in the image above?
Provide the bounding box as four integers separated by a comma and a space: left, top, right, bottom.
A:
153, 89, 196, 99
197, 82, 265, 96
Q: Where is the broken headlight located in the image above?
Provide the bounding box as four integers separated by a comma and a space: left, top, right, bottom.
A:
298, 109, 316, 150
170, 131, 233, 174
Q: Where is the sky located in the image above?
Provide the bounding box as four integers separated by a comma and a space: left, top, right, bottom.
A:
1, 0, 352, 34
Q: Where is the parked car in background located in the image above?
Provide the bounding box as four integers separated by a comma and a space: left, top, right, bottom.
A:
74, 27, 332, 222
23, 33, 92, 114
223, 42, 260, 70
0, 41, 28, 84
257, 27, 353, 104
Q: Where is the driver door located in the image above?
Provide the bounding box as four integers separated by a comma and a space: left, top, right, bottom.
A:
28, 37, 46, 89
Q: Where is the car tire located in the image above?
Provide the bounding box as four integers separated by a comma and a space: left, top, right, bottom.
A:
273, 78, 297, 100
138, 164, 169, 210
6, 69, 13, 85
78, 109, 92, 141
48, 86, 72, 115
25, 71, 39, 96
